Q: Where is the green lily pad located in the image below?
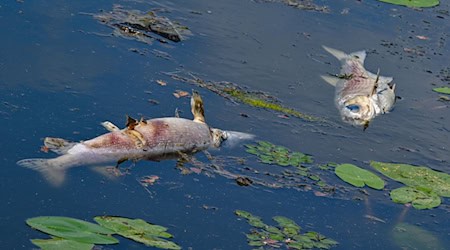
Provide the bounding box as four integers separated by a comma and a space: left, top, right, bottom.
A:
31, 238, 94, 250
392, 223, 445, 250
335, 164, 385, 190
26, 216, 118, 245
370, 161, 450, 197
94, 216, 180, 250
378, 0, 439, 8
390, 186, 441, 209
433, 86, 450, 95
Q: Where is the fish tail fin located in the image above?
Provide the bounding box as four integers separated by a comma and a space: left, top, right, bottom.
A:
323, 45, 366, 63
221, 131, 255, 148
17, 158, 66, 186
322, 45, 348, 61
44, 137, 76, 155
320, 75, 339, 86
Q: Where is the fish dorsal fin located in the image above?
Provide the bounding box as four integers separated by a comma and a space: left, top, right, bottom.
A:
44, 137, 76, 155
101, 121, 120, 132
322, 45, 348, 61
139, 117, 147, 125
191, 90, 205, 123
366, 70, 393, 85
320, 75, 339, 86
126, 115, 138, 130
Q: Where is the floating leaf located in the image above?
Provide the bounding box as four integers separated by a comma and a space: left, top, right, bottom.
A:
335, 164, 385, 190
245, 141, 313, 167
392, 223, 445, 250
371, 161, 450, 197
31, 238, 94, 250
26, 216, 118, 245
378, 0, 439, 8
235, 210, 338, 249
390, 186, 441, 209
94, 216, 180, 250
433, 86, 450, 95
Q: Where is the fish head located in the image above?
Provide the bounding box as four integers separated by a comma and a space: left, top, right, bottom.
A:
210, 128, 228, 148
339, 95, 378, 126
375, 83, 396, 113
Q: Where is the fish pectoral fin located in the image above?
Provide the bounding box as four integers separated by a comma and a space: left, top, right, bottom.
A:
320, 75, 339, 86
44, 137, 76, 155
101, 121, 120, 132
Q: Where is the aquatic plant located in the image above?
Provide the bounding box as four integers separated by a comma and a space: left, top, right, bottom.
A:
378, 0, 439, 8
26, 216, 118, 245
235, 210, 338, 249
245, 141, 313, 167
433, 86, 450, 95
334, 163, 385, 190
370, 161, 450, 197
390, 186, 441, 209
163, 71, 324, 122
26, 216, 180, 249
371, 161, 450, 209
223, 88, 320, 121
94, 216, 180, 249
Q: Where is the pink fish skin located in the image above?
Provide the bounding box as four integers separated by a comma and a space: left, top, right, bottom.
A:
322, 46, 395, 128
17, 117, 224, 186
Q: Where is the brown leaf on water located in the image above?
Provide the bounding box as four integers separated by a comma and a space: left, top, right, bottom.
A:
173, 90, 190, 98
139, 175, 160, 187
156, 79, 167, 86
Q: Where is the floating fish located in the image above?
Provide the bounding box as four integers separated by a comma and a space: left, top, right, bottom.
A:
321, 46, 396, 128
17, 91, 253, 186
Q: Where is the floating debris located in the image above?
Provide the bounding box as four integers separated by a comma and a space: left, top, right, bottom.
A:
94, 5, 191, 44
139, 175, 160, 187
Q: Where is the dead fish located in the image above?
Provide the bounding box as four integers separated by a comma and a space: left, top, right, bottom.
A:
17, 91, 253, 186
321, 46, 396, 128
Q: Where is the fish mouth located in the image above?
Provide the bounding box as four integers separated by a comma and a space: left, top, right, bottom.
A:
338, 95, 377, 126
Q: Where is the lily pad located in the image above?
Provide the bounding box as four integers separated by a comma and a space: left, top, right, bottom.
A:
26, 216, 118, 245
370, 161, 450, 197
433, 86, 450, 95
94, 216, 180, 250
31, 238, 94, 250
378, 0, 439, 8
390, 186, 441, 209
335, 164, 385, 190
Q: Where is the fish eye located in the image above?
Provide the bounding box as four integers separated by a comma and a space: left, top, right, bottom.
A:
346, 104, 360, 112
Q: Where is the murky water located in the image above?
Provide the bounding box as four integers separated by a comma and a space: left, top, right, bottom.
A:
1, 0, 449, 249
